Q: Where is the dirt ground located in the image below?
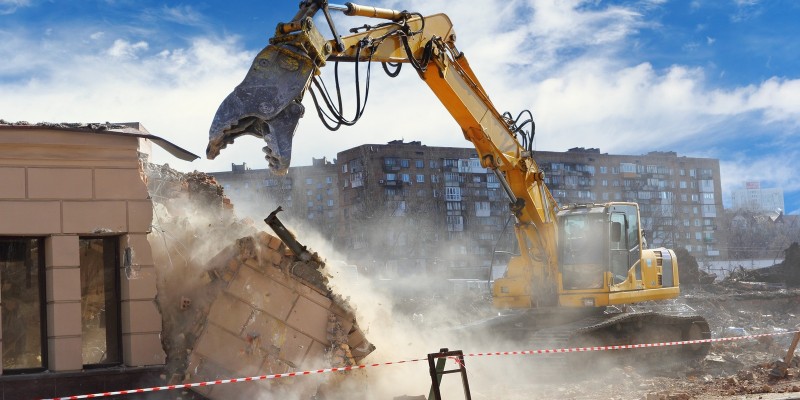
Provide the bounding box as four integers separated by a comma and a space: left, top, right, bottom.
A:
388, 283, 800, 400
489, 284, 800, 400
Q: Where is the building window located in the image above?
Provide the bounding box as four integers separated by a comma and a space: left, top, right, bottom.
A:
1, 237, 46, 372
416, 174, 425, 183
415, 159, 424, 168
446, 216, 464, 232
264, 179, 278, 187
475, 201, 490, 217
79, 237, 121, 367
326, 176, 333, 184
400, 159, 410, 168
401, 174, 411, 183
445, 187, 462, 201
305, 178, 313, 185
620, 163, 636, 173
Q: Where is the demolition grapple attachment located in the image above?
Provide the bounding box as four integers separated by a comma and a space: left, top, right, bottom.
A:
207, 43, 316, 175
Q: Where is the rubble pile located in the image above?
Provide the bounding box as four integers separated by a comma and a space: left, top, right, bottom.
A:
144, 163, 373, 399
522, 285, 800, 399
723, 242, 800, 287
674, 248, 716, 284
183, 232, 373, 399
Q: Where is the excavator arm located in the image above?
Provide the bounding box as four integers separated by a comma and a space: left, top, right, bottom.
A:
207, 1, 560, 308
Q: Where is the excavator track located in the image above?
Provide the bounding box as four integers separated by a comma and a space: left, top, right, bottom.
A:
527, 311, 710, 381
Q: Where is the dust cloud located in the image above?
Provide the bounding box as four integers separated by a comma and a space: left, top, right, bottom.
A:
144, 165, 690, 400
228, 203, 566, 399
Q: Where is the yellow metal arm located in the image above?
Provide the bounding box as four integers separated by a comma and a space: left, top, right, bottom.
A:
327, 11, 561, 306
207, 2, 561, 307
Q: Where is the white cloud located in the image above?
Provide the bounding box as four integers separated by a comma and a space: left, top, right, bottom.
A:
161, 5, 205, 26
0, 0, 30, 15
0, 33, 252, 167
1, 0, 799, 210
107, 39, 149, 59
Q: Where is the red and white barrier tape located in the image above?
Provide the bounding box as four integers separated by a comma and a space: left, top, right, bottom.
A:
42, 329, 799, 400
461, 329, 800, 358
41, 359, 425, 400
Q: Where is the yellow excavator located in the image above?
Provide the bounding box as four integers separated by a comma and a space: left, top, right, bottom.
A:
206, 1, 710, 368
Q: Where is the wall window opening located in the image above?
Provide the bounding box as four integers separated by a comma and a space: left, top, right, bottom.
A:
1, 237, 46, 373
79, 237, 121, 367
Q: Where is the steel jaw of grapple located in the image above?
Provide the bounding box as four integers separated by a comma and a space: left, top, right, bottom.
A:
207, 43, 315, 175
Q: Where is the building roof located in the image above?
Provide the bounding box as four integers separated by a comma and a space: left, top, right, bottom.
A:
0, 120, 199, 161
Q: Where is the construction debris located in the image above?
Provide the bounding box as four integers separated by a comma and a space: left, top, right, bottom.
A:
144, 163, 373, 399
141, 162, 799, 399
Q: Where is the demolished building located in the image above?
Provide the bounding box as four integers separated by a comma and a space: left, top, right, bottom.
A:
0, 121, 372, 399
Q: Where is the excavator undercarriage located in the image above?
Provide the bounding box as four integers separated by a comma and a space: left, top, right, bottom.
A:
459, 305, 710, 379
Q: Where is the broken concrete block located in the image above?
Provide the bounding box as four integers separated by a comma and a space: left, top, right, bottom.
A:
147, 166, 373, 399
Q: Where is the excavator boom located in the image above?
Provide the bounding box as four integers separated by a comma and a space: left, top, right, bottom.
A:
207, 4, 710, 365
208, 1, 561, 307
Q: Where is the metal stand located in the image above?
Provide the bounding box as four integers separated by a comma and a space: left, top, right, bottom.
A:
770, 330, 800, 378
427, 348, 472, 400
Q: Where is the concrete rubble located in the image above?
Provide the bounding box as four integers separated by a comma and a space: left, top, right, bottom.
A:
144, 163, 374, 399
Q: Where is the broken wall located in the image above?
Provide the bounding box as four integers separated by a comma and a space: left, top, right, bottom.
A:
145, 164, 373, 399
0, 126, 165, 375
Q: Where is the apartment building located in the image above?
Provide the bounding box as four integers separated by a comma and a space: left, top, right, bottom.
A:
210, 157, 340, 239
535, 148, 725, 259
730, 181, 785, 213
214, 142, 726, 281
336, 140, 514, 278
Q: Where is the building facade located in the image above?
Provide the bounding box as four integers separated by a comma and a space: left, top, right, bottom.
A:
213, 142, 726, 280
535, 148, 725, 259
210, 158, 340, 240
336, 140, 515, 278
730, 181, 785, 213
0, 122, 197, 397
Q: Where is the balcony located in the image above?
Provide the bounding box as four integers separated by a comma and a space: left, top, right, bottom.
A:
379, 179, 403, 186
382, 165, 401, 173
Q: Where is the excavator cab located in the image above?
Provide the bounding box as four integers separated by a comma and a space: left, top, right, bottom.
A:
556, 202, 680, 308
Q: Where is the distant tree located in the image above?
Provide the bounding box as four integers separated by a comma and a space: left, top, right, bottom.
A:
783, 242, 800, 287
673, 247, 701, 284
717, 209, 799, 261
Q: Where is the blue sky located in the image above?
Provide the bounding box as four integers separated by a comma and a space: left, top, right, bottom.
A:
1, 0, 799, 213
